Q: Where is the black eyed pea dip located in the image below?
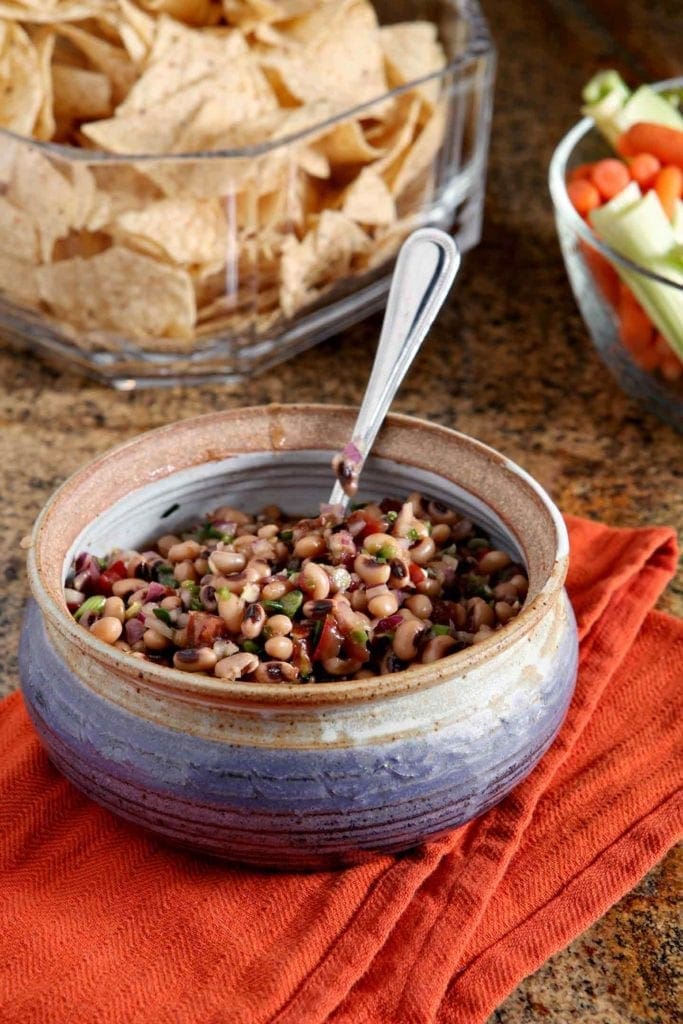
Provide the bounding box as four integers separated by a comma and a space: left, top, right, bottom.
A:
64, 495, 529, 683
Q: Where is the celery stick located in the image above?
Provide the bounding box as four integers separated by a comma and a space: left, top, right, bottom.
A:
582, 70, 683, 147
590, 192, 683, 357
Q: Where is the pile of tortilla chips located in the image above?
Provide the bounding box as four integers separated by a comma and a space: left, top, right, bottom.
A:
0, 0, 449, 351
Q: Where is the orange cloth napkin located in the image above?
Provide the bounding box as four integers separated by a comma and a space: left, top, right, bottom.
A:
1, 516, 681, 1024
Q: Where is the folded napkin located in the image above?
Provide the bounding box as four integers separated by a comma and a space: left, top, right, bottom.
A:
1, 516, 681, 1024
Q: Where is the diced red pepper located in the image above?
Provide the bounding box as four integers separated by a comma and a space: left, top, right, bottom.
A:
98, 559, 129, 595
312, 615, 343, 662
186, 611, 227, 648
408, 562, 426, 585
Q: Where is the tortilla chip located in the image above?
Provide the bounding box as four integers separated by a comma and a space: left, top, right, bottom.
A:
116, 0, 155, 64
0, 1, 106, 22
56, 22, 137, 103
114, 197, 229, 266
0, 196, 40, 262
379, 22, 446, 110
389, 101, 447, 197
35, 245, 196, 339
0, 20, 43, 135
258, 0, 388, 109
139, 0, 219, 26
280, 208, 369, 317
53, 63, 113, 120
0, 249, 40, 307
316, 120, 383, 167
4, 145, 78, 260
30, 26, 56, 140
341, 168, 395, 226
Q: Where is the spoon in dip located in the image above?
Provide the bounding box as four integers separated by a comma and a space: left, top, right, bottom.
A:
328, 227, 460, 512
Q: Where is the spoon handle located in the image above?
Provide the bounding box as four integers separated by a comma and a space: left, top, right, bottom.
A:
328, 227, 460, 511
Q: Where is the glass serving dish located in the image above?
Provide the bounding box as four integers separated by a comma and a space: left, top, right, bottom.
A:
549, 77, 683, 433
0, 0, 495, 389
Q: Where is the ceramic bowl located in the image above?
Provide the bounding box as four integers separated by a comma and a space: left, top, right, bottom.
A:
20, 405, 578, 869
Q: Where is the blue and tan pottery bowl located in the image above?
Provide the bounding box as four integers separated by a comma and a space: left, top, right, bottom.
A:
19, 405, 578, 870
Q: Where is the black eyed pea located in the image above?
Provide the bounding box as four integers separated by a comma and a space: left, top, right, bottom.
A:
173, 560, 198, 583
410, 537, 436, 565
210, 552, 248, 577
214, 652, 259, 679
392, 619, 426, 660
405, 594, 432, 619
426, 499, 458, 524
143, 628, 169, 651
90, 616, 123, 644
173, 647, 217, 673
472, 624, 496, 644
494, 601, 515, 625
217, 593, 245, 633
260, 504, 282, 521
167, 540, 201, 563
264, 635, 294, 660
294, 534, 326, 559
112, 577, 145, 598
493, 581, 518, 603
103, 596, 126, 622
246, 558, 272, 581
478, 549, 511, 575
466, 597, 496, 632
160, 595, 182, 610
354, 554, 391, 587
363, 533, 401, 559
302, 598, 334, 619
257, 524, 279, 540
156, 534, 182, 557
388, 557, 409, 587
416, 576, 441, 598
299, 561, 330, 600
261, 580, 289, 601
431, 523, 451, 545
254, 661, 299, 683
349, 589, 368, 611
193, 557, 210, 577
265, 614, 292, 636
367, 590, 399, 619
214, 506, 250, 524
114, 640, 131, 653
241, 602, 266, 639
451, 518, 474, 541
420, 634, 457, 663
509, 574, 529, 598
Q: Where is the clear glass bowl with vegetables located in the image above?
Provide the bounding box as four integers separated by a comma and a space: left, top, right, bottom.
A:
549, 71, 683, 432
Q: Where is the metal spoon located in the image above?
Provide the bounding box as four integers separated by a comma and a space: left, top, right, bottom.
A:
328, 227, 460, 513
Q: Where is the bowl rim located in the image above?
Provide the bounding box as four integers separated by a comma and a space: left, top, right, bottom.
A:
548, 75, 683, 293
0, 0, 495, 164
27, 404, 570, 707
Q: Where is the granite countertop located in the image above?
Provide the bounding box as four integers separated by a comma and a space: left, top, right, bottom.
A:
0, 0, 680, 1021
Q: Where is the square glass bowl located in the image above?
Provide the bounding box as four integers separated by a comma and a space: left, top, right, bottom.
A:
0, 0, 495, 389
549, 77, 683, 433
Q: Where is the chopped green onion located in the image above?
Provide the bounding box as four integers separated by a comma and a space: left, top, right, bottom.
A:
74, 595, 106, 620
155, 564, 176, 588
216, 587, 234, 602
262, 599, 284, 614
153, 607, 172, 626
278, 529, 294, 542
467, 538, 489, 552
407, 528, 420, 542
386, 510, 398, 523
125, 601, 142, 620
242, 640, 260, 654
350, 628, 369, 645
431, 624, 451, 636
280, 590, 303, 618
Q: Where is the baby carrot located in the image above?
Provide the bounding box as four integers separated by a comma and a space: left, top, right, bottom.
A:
567, 178, 601, 216
590, 158, 631, 200
628, 152, 661, 189
568, 162, 595, 183
617, 122, 683, 167
617, 284, 654, 355
654, 165, 683, 219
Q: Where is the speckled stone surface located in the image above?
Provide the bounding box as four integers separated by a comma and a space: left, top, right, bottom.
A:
0, 0, 680, 1019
